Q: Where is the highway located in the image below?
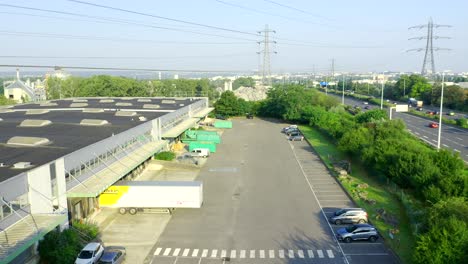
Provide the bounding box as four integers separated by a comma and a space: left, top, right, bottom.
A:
326, 92, 468, 164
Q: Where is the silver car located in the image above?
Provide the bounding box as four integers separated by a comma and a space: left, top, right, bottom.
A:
336, 224, 379, 243
98, 246, 126, 264
330, 208, 368, 225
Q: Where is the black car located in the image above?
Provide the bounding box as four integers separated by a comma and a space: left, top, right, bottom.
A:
246, 113, 253, 119
215, 114, 227, 120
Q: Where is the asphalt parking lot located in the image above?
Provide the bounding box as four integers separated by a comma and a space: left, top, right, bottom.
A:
148, 118, 399, 264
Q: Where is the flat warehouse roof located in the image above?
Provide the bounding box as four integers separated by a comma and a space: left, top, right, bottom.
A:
0, 97, 204, 182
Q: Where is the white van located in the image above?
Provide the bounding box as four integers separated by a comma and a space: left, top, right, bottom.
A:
190, 148, 210, 158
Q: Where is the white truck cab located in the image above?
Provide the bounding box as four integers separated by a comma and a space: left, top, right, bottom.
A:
190, 148, 210, 158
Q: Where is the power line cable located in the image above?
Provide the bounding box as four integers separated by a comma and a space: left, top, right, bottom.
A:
0, 30, 254, 45
0, 64, 250, 73
0, 4, 258, 41
0, 53, 252, 60
262, 0, 331, 20
67, 0, 258, 36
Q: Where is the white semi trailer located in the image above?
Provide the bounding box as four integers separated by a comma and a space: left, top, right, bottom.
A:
99, 181, 203, 215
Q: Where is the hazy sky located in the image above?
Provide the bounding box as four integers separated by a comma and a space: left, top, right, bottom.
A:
0, 0, 467, 74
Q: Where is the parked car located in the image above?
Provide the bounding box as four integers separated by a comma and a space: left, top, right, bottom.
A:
429, 122, 439, 128
329, 208, 368, 225
289, 135, 304, 141
286, 130, 301, 136
282, 125, 297, 133
76, 242, 105, 264
284, 127, 299, 135
98, 246, 126, 264
364, 106, 370, 110
215, 114, 227, 120
363, 102, 369, 105
336, 224, 379, 243
246, 113, 254, 119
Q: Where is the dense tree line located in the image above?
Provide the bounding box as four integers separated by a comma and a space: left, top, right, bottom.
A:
46, 76, 219, 100
232, 77, 255, 90
214, 84, 467, 263
213, 91, 252, 117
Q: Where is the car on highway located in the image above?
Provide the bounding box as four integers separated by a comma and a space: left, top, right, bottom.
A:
416, 107, 423, 111
330, 208, 368, 225
98, 246, 126, 264
429, 122, 439, 128
426, 110, 436, 115
364, 105, 370, 110
447, 111, 455, 116
336, 224, 379, 243
289, 135, 304, 141
75, 242, 105, 264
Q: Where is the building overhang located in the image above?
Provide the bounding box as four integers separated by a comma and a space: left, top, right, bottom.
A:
66, 140, 167, 197
162, 118, 199, 138
193, 107, 214, 118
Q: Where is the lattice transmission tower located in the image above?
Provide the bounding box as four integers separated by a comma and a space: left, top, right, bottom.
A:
257, 24, 276, 87
408, 17, 451, 78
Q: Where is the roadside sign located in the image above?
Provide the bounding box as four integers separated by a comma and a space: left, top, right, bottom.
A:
395, 105, 409, 112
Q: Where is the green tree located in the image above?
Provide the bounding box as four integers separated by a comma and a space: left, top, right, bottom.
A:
232, 77, 255, 90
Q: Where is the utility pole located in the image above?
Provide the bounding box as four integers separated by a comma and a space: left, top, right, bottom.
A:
258, 24, 276, 87
380, 73, 385, 110
408, 18, 451, 79
331, 58, 335, 90
342, 75, 345, 104
403, 78, 406, 97
437, 72, 445, 150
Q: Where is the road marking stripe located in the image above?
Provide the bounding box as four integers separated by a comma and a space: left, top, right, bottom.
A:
220, 250, 226, 258
182, 248, 189, 257
154, 247, 162, 256
423, 136, 428, 138
201, 249, 208, 258
240, 250, 246, 258
250, 250, 255, 258
269, 250, 275, 258
191, 249, 199, 257
307, 249, 314, 258
443, 144, 449, 147
456, 137, 463, 141
415, 132, 420, 135
454, 149, 460, 152
317, 250, 324, 258
163, 248, 171, 256
327, 250, 334, 258
279, 250, 285, 258
211, 249, 217, 258
288, 249, 294, 258
259, 250, 265, 258
297, 250, 304, 258
172, 248, 180, 256
230, 250, 236, 258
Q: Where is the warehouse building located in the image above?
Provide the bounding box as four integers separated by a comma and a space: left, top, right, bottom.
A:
0, 97, 212, 264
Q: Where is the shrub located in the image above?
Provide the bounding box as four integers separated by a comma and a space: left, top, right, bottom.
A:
72, 220, 100, 240
155, 151, 176, 161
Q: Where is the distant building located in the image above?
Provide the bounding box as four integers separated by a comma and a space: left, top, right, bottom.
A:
174, 74, 179, 80
3, 69, 46, 103
457, 82, 468, 89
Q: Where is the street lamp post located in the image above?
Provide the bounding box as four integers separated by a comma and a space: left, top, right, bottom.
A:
403, 78, 406, 97
380, 74, 385, 110
437, 72, 445, 150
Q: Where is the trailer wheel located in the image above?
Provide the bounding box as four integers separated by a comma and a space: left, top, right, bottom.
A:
118, 208, 127, 215
129, 208, 137, 215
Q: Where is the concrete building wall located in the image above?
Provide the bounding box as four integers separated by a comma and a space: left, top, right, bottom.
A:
4, 88, 29, 103
27, 165, 53, 214
54, 158, 68, 212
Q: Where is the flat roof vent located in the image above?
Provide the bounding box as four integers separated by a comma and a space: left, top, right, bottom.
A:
179, 104, 185, 106
161, 100, 176, 104
115, 111, 137, 117
137, 98, 152, 102
116, 102, 132, 106
0, 162, 7, 167
26, 109, 49, 115
80, 119, 109, 126
73, 99, 88, 102
19, 119, 52, 127
70, 103, 88, 107
7, 136, 50, 146
13, 162, 32, 169
100, 99, 114, 103
143, 104, 160, 109
40, 102, 58, 107
83, 108, 104, 113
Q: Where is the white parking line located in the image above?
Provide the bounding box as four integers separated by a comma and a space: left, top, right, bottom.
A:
269, 250, 275, 258
454, 149, 460, 152
298, 250, 304, 258
279, 250, 285, 258
259, 250, 265, 258
201, 249, 208, 258
154, 248, 162, 256
307, 249, 314, 258
423, 136, 428, 139
163, 248, 171, 256
240, 250, 246, 258
211, 249, 218, 258
443, 144, 449, 147
182, 248, 189, 257
327, 250, 335, 258
456, 137, 463, 141
230, 250, 236, 258
317, 250, 324, 258
415, 132, 420, 135
250, 250, 255, 258
288, 249, 294, 258
172, 248, 180, 256
191, 249, 199, 257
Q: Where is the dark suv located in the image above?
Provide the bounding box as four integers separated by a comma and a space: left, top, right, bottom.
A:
336, 224, 379, 243
330, 208, 368, 225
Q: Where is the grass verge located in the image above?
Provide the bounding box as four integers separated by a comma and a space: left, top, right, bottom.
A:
299, 125, 416, 264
